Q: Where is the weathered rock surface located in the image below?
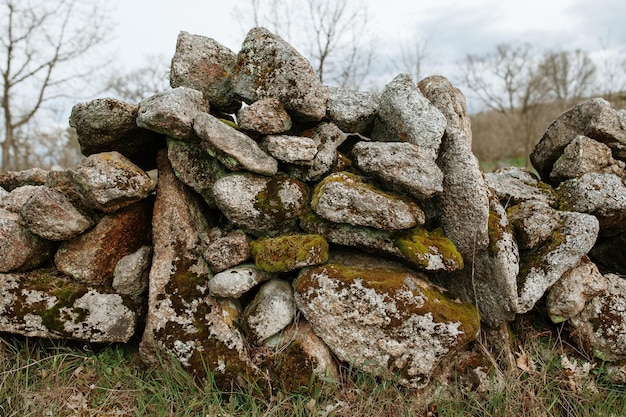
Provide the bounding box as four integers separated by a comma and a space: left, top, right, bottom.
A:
556, 173, 626, 236
170, 31, 241, 114
19, 186, 94, 241
352, 141, 443, 200
140, 150, 257, 384
233, 27, 329, 121
508, 200, 562, 250
326, 86, 378, 134
74, 151, 156, 213
69, 98, 162, 168
517, 211, 599, 314
213, 173, 308, 235
237, 98, 292, 134
54, 199, 152, 286
293, 253, 480, 388
243, 279, 295, 344
262, 135, 318, 165
418, 75, 490, 259
112, 246, 152, 296
0, 208, 54, 273
570, 274, 626, 362
1, 185, 45, 212
485, 166, 557, 207
209, 264, 273, 298
0, 168, 48, 191
372, 74, 445, 160
193, 112, 278, 176
312, 172, 425, 231
287, 122, 347, 182
546, 256, 608, 323
250, 234, 329, 273
393, 227, 464, 272
530, 98, 626, 181
550, 136, 625, 182
203, 230, 250, 273
137, 87, 209, 140
0, 270, 141, 343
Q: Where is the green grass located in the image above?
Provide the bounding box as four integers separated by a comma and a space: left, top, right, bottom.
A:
1, 313, 626, 417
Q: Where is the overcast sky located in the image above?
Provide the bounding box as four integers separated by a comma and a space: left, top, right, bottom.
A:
108, 0, 626, 100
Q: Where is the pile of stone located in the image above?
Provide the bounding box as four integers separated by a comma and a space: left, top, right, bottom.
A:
1, 27, 626, 390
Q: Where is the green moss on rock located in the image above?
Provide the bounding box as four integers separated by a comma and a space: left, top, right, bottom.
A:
250, 234, 329, 272
394, 227, 464, 271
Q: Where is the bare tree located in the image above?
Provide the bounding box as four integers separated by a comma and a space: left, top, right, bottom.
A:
104, 54, 171, 103
537, 49, 596, 106
0, 0, 110, 171
233, 0, 376, 89
397, 30, 431, 83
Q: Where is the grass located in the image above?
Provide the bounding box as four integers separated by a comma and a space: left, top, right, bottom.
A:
1, 312, 625, 417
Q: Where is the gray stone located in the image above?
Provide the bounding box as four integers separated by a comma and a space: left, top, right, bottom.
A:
262, 135, 318, 165
193, 112, 278, 176
233, 27, 329, 121
557, 173, 626, 236
326, 86, 378, 134
508, 201, 562, 250
372, 74, 445, 160
0, 168, 48, 191
293, 253, 479, 388
203, 230, 251, 273
550, 136, 625, 182
212, 173, 308, 235
517, 211, 599, 314
112, 246, 153, 296
54, 199, 152, 286
312, 172, 425, 231
69, 98, 161, 167
166, 138, 229, 208
546, 256, 608, 323
418, 75, 490, 259
140, 150, 257, 383
0, 185, 45, 213
209, 264, 273, 298
352, 141, 443, 200
485, 166, 557, 207
19, 187, 94, 241
287, 123, 347, 182
570, 274, 626, 362
237, 98, 292, 134
170, 31, 241, 114
0, 271, 141, 343
74, 151, 156, 213
137, 87, 209, 140
242, 279, 295, 344
530, 98, 626, 181
0, 208, 54, 273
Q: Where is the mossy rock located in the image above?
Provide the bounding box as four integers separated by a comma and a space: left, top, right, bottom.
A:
250, 234, 329, 273
394, 226, 463, 271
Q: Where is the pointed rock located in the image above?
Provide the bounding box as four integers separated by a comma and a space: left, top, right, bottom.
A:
233, 27, 329, 121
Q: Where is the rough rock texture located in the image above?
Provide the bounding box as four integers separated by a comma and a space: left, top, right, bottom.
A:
556, 173, 626, 236
54, 199, 152, 286
550, 135, 625, 182
418, 75, 490, 259
112, 246, 152, 296
19, 186, 94, 241
262, 135, 318, 165
570, 274, 626, 362
372, 74, 445, 159
546, 256, 608, 323
137, 87, 209, 140
213, 173, 308, 235
352, 141, 443, 200
517, 211, 599, 314
393, 226, 463, 272
0, 208, 54, 273
508, 201, 562, 250
485, 166, 557, 207
170, 31, 241, 114
287, 122, 347, 182
530, 98, 626, 181
203, 230, 250, 273
233, 27, 329, 121
0, 270, 141, 343
209, 264, 273, 298
312, 172, 425, 231
0, 168, 48, 191
193, 112, 278, 176
293, 253, 479, 388
250, 234, 329, 273
1, 185, 45, 213
237, 98, 292, 134
242, 279, 295, 344
74, 151, 156, 213
326, 87, 378, 134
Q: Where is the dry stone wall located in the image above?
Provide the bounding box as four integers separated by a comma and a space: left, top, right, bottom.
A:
2, 27, 626, 390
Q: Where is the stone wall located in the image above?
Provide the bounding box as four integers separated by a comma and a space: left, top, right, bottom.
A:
2, 27, 626, 390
